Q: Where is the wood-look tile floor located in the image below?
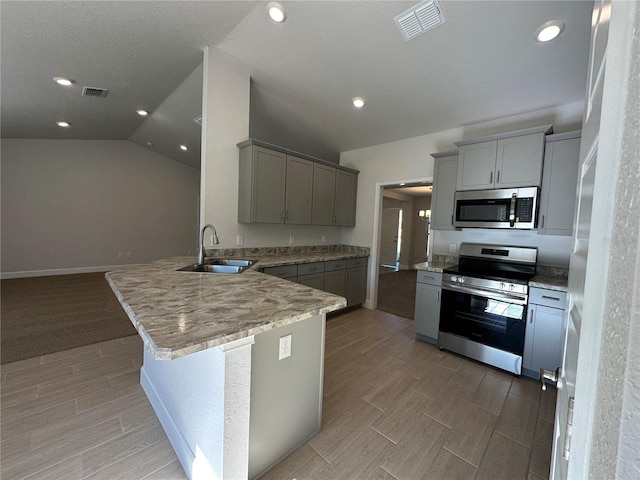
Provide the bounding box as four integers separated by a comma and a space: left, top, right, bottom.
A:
0, 308, 556, 480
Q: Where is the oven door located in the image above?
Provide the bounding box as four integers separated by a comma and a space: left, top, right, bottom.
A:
439, 283, 527, 355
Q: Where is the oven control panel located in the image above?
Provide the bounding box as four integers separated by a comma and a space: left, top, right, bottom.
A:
444, 274, 528, 296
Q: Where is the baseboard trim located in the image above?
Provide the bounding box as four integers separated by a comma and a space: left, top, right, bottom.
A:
0, 264, 140, 280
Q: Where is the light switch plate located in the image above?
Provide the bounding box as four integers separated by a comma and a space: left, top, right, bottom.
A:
236, 235, 244, 246
279, 334, 292, 360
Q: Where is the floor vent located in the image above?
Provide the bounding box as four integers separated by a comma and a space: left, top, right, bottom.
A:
82, 86, 109, 98
394, 0, 446, 42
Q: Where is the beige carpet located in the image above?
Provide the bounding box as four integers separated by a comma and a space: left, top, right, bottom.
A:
1, 273, 136, 364
376, 270, 417, 320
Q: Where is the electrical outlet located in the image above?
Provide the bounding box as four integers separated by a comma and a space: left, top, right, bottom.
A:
236, 235, 244, 246
126, 252, 132, 258
289, 235, 295, 244
279, 334, 292, 360
321, 235, 327, 243
449, 243, 457, 253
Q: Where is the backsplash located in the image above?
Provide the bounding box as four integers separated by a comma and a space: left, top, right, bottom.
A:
205, 244, 370, 258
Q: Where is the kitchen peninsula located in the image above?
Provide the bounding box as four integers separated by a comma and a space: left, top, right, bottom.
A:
106, 248, 364, 480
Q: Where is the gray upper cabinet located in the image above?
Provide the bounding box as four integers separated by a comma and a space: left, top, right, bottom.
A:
430, 151, 458, 231
285, 155, 314, 225
238, 145, 312, 224
312, 164, 357, 227
455, 126, 551, 191
238, 140, 358, 226
311, 164, 336, 225
335, 169, 357, 227
537, 132, 581, 236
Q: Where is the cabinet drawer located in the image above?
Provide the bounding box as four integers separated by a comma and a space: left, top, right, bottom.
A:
416, 271, 442, 286
325, 259, 347, 272
297, 272, 324, 290
529, 287, 567, 308
262, 264, 298, 279
297, 262, 325, 275
347, 257, 367, 269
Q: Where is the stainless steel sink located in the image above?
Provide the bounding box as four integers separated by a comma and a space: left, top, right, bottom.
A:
177, 258, 256, 274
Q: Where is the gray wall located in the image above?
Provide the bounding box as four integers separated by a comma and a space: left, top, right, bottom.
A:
1, 139, 200, 275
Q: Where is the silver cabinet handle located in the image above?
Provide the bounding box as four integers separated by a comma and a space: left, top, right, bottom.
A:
529, 309, 534, 324
437, 290, 440, 303
540, 215, 545, 229
541, 295, 561, 301
496, 170, 500, 184
489, 171, 493, 184
540, 367, 562, 391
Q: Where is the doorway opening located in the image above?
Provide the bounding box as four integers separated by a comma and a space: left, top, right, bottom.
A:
375, 182, 433, 319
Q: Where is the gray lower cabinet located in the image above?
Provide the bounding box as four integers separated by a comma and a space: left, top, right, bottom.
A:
262, 257, 368, 310
522, 288, 567, 378
414, 270, 442, 344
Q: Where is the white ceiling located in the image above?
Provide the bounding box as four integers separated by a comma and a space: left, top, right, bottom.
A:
1, 1, 593, 166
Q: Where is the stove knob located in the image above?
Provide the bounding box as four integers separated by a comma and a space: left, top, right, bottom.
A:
451, 276, 457, 282
500, 282, 506, 290
459, 277, 465, 284
509, 284, 515, 291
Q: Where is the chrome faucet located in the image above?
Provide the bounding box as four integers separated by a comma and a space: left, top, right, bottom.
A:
198, 224, 219, 265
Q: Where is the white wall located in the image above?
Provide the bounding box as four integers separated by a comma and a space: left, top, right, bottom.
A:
1, 139, 200, 276
339, 102, 584, 304
200, 47, 341, 249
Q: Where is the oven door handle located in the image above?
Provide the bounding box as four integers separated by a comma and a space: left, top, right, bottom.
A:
442, 283, 528, 305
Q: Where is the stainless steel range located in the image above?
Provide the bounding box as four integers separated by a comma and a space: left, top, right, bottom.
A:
438, 243, 537, 375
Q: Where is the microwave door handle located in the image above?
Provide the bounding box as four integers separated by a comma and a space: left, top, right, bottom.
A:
509, 193, 517, 227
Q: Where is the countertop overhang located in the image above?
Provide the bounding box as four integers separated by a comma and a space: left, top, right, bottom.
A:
107, 255, 353, 360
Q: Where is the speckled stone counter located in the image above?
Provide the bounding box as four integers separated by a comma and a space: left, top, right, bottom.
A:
106, 255, 348, 360
529, 275, 569, 292
413, 261, 455, 273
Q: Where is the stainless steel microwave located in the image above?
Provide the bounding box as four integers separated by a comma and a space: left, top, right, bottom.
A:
453, 187, 538, 229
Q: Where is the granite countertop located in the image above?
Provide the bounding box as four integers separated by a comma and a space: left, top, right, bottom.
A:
529, 275, 569, 292
106, 255, 351, 361
413, 261, 455, 273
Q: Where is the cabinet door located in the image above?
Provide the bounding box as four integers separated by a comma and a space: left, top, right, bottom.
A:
456, 141, 497, 191
523, 304, 565, 373
345, 267, 366, 307
431, 155, 458, 230
323, 269, 346, 297
252, 147, 287, 223
285, 156, 313, 225
495, 133, 545, 188
335, 170, 357, 227
311, 164, 336, 225
414, 283, 440, 343
538, 136, 580, 236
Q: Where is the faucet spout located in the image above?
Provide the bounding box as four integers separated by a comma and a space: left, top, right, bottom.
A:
198, 224, 219, 265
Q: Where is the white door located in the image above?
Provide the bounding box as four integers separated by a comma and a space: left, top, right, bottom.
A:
379, 208, 400, 267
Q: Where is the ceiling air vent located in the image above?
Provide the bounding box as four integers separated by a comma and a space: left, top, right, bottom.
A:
394, 0, 446, 42
82, 86, 109, 98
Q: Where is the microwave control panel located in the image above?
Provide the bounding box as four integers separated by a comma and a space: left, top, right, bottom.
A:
515, 198, 534, 223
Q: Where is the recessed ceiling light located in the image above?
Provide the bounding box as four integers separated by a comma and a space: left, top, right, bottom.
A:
267, 2, 287, 23
352, 97, 366, 109
534, 20, 565, 42
136, 109, 149, 116
400, 183, 406, 186
180, 145, 188, 151
53, 77, 74, 86
56, 121, 71, 128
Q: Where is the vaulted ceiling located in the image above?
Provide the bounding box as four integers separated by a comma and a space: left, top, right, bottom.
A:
1, 1, 593, 168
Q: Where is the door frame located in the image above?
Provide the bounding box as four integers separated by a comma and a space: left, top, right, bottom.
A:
553, 1, 640, 478
369, 177, 432, 310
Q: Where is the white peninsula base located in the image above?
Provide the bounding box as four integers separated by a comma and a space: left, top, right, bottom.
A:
140, 313, 326, 480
